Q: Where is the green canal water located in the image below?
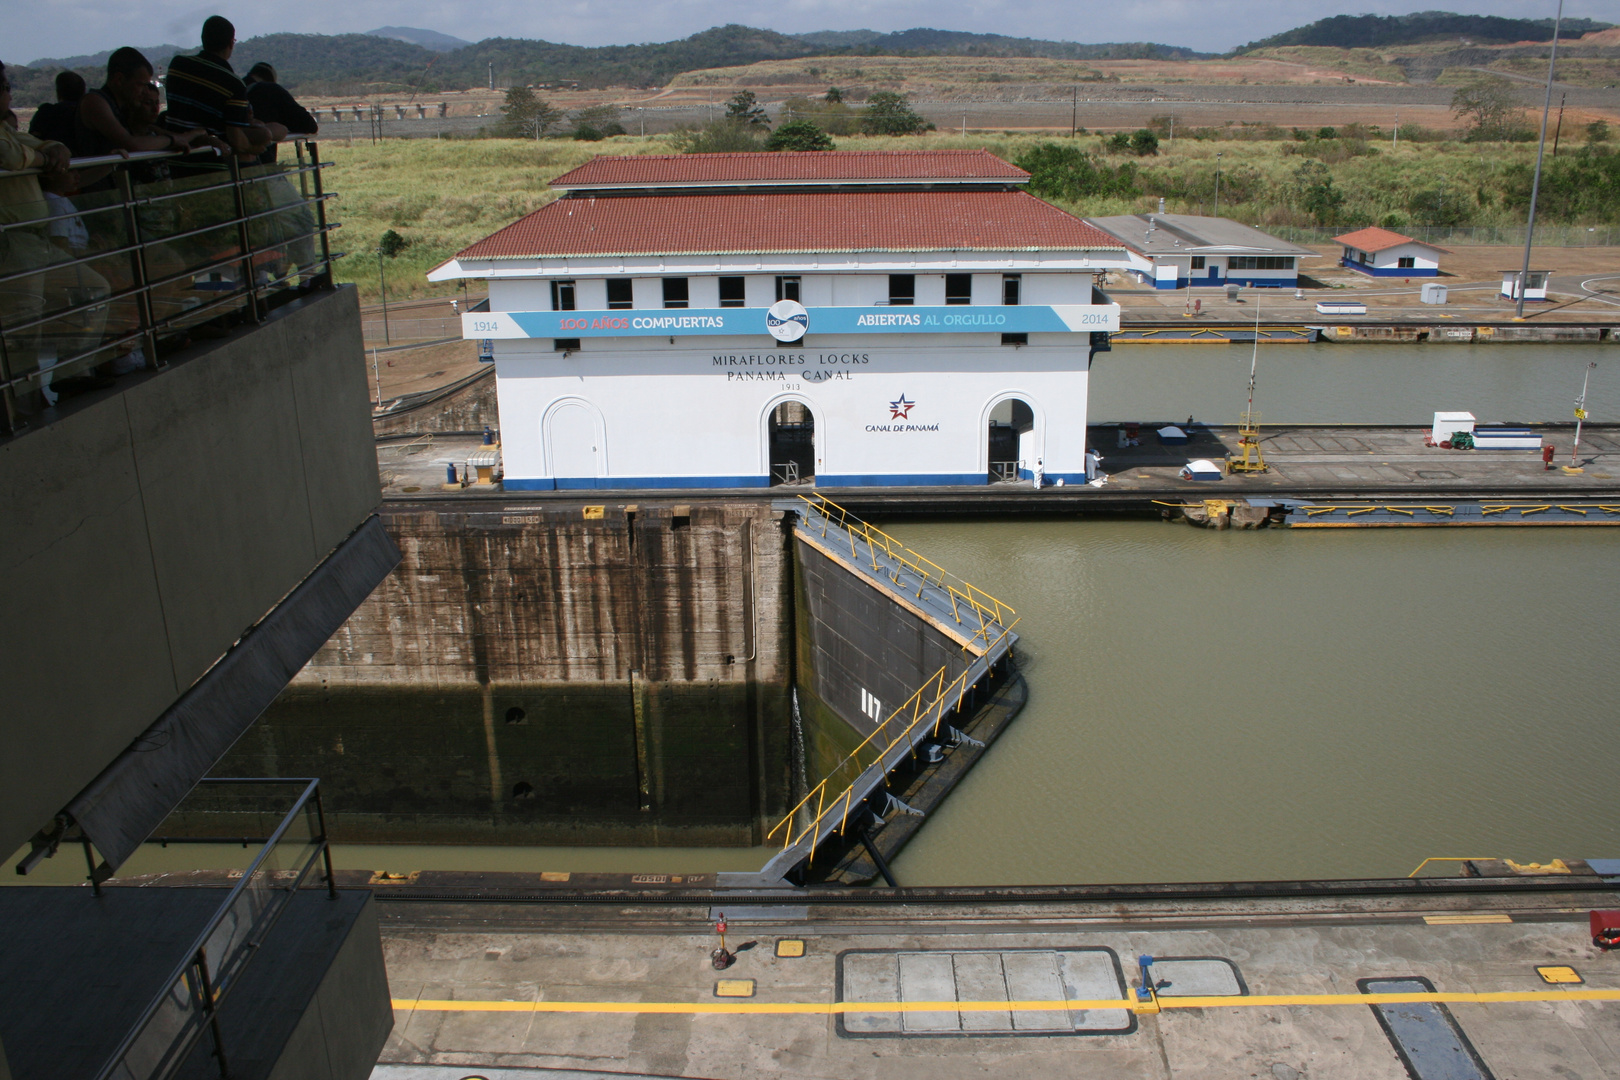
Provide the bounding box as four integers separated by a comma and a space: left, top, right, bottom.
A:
882, 519, 1620, 885
1089, 340, 1619, 425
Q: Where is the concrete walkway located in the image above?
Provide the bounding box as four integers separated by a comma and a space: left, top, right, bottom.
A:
373, 889, 1620, 1078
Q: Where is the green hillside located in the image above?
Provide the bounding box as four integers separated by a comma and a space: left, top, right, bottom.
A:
1239, 11, 1613, 52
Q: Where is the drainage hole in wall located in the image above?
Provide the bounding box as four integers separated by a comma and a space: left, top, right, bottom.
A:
505, 706, 527, 724
512, 781, 535, 800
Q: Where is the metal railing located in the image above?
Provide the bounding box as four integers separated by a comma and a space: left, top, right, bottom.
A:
0, 140, 338, 436
990, 460, 1021, 483
766, 622, 1018, 868
97, 778, 336, 1080
798, 493, 1017, 637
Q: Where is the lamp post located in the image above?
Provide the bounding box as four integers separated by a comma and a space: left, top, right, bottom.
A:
1213, 152, 1223, 217
1569, 359, 1596, 471
1516, 0, 1563, 319
376, 245, 390, 346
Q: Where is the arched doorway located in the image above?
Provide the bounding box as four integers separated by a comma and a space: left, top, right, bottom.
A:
545, 399, 603, 486
987, 398, 1034, 483
768, 400, 815, 485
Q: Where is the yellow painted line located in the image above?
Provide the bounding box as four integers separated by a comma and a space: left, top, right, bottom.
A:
391, 989, 1620, 1017
1424, 914, 1514, 924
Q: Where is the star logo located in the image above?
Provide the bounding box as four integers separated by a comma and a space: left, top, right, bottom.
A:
889, 394, 915, 420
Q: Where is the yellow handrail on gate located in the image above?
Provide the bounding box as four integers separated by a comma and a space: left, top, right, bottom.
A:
765, 621, 1018, 866
797, 493, 1017, 634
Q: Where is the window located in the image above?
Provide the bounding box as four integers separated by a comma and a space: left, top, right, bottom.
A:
1002, 274, 1020, 306
718, 276, 746, 307
1397, 256, 1416, 269
1190, 256, 1206, 270
945, 273, 972, 305
662, 277, 689, 308
606, 279, 633, 309
1001, 333, 1027, 346
889, 274, 915, 306
774, 276, 800, 302
555, 338, 580, 352
1227, 256, 1294, 270
550, 279, 576, 311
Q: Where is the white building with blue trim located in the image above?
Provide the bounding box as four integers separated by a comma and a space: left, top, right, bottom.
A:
1334, 226, 1448, 278
431, 150, 1127, 489
1086, 213, 1317, 290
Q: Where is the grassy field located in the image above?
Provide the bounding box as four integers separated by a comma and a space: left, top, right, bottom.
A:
326, 132, 1592, 306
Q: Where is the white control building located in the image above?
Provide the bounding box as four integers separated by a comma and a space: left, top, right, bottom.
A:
431, 150, 1127, 489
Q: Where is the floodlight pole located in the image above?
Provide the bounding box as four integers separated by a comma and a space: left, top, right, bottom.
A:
1516, 0, 1563, 319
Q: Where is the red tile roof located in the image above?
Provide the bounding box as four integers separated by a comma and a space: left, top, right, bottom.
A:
452, 190, 1122, 260
549, 150, 1029, 189
1332, 225, 1449, 254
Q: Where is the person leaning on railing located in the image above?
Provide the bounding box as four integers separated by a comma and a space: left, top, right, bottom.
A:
164, 17, 283, 172
74, 47, 217, 190
0, 61, 112, 412
28, 70, 86, 148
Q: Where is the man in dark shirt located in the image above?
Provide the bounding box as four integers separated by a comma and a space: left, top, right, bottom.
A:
244, 63, 316, 165
28, 71, 85, 146
164, 15, 280, 164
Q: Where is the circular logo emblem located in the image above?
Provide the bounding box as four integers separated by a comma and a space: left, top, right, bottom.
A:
766, 299, 809, 343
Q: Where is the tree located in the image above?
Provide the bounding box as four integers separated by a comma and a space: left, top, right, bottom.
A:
765, 120, 834, 152
1587, 120, 1611, 145
677, 121, 766, 154
1405, 186, 1469, 227
1451, 76, 1527, 141
824, 86, 844, 104
1293, 160, 1345, 225
571, 103, 625, 141
1013, 142, 1140, 201
378, 229, 409, 258
861, 91, 931, 136
1129, 129, 1159, 156
499, 85, 561, 138
725, 90, 771, 129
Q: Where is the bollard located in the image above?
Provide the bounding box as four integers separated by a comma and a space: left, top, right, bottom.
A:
442, 463, 460, 491
1136, 955, 1155, 1001
483, 426, 495, 446
711, 913, 735, 969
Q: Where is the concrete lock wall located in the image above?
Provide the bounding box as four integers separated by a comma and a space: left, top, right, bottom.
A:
221, 503, 795, 844
0, 287, 379, 861
793, 537, 976, 784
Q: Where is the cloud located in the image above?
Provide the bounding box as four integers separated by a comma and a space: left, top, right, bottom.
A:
10, 0, 1608, 68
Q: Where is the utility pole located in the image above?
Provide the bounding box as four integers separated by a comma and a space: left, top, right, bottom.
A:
1393, 114, 1399, 147
488, 62, 493, 91
1552, 91, 1567, 157
1213, 152, 1223, 217
1071, 85, 1077, 137
1516, 0, 1563, 319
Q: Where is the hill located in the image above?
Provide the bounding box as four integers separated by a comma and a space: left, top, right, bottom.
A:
366, 27, 472, 52
12, 23, 1207, 100
1239, 11, 1613, 53
835, 28, 1205, 61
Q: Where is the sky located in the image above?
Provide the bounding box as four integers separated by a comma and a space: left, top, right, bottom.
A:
13, 0, 1611, 66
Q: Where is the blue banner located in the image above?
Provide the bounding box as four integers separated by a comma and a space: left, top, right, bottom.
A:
465, 304, 1118, 340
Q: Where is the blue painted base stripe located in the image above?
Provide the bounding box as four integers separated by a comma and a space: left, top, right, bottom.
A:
1341, 262, 1439, 277
504, 472, 1095, 490
505, 475, 770, 490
